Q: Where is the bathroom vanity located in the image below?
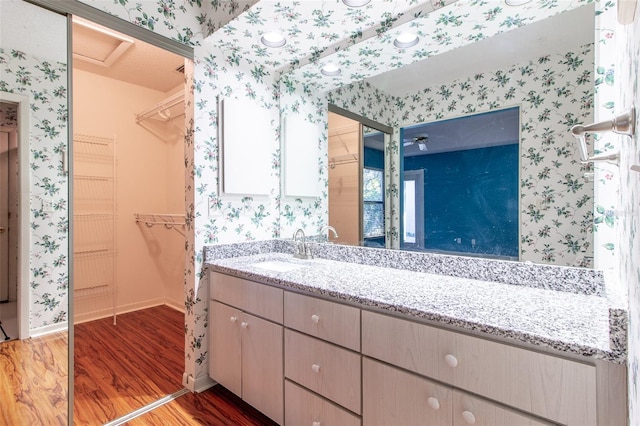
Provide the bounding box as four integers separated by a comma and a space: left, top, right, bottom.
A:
205, 241, 627, 426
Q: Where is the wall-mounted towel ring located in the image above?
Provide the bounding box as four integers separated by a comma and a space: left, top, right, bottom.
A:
570, 106, 635, 165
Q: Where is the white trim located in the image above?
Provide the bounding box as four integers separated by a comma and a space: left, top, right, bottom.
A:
73, 300, 184, 324
29, 321, 68, 338
182, 372, 216, 393
0, 92, 31, 340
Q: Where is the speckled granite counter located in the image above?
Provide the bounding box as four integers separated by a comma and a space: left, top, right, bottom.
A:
204, 241, 627, 364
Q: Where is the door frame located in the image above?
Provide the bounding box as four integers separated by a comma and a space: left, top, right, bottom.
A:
0, 92, 30, 339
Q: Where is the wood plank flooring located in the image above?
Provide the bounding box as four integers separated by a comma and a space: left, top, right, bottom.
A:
0, 332, 68, 425
74, 305, 277, 425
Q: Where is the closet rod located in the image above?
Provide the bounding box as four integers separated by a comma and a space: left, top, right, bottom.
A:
135, 92, 184, 123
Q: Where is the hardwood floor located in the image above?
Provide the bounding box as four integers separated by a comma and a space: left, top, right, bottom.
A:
0, 332, 68, 425
74, 305, 277, 425
126, 386, 278, 425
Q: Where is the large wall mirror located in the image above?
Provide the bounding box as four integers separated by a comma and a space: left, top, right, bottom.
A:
283, 2, 597, 268
0, 0, 69, 422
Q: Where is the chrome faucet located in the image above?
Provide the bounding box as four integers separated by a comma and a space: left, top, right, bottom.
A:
293, 228, 310, 259
319, 225, 339, 242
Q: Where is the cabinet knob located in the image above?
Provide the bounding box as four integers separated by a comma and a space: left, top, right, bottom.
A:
229, 316, 237, 323
311, 314, 320, 324
427, 397, 440, 410
462, 410, 476, 424
312, 422, 321, 426
445, 354, 458, 368
311, 364, 321, 373
240, 322, 249, 329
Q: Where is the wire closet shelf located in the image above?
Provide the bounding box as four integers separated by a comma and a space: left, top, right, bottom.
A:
134, 213, 186, 236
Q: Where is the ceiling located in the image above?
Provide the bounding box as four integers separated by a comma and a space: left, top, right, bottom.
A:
365, 5, 594, 97
72, 17, 185, 93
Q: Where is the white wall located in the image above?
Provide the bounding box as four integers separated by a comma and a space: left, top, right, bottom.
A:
73, 69, 184, 321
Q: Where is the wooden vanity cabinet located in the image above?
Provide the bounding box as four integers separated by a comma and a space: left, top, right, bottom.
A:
209, 273, 284, 425
207, 271, 626, 426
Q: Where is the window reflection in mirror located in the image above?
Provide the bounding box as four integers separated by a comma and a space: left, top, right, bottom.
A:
400, 107, 520, 260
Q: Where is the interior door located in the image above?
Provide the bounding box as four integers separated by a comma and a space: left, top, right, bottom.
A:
0, 130, 9, 302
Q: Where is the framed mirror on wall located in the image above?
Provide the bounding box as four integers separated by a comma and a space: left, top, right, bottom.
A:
286, 3, 596, 268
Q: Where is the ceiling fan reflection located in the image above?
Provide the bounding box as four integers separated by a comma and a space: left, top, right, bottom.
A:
403, 134, 429, 151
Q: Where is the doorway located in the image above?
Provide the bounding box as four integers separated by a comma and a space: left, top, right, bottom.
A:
71, 17, 190, 424
0, 95, 30, 342
0, 120, 17, 340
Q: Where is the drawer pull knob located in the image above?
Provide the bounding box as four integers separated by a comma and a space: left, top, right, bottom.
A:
229, 316, 237, 323
445, 354, 458, 368
427, 397, 440, 410
312, 422, 321, 426
240, 322, 249, 329
311, 364, 321, 373
462, 410, 476, 424
311, 314, 320, 324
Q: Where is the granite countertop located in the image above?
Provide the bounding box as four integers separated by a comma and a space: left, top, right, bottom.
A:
205, 242, 626, 364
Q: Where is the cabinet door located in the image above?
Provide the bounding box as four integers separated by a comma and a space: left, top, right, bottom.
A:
209, 301, 242, 397
453, 391, 552, 426
242, 312, 284, 425
363, 358, 453, 426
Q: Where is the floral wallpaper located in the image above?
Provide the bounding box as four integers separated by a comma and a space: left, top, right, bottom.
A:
289, 0, 593, 93
617, 5, 640, 425
593, 3, 620, 271
0, 46, 69, 331
76, 0, 259, 45
323, 43, 596, 267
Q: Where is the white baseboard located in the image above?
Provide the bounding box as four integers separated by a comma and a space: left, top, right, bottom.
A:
182, 372, 216, 393
29, 321, 68, 338
164, 298, 184, 313
73, 298, 183, 324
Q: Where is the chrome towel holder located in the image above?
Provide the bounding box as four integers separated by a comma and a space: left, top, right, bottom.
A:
570, 106, 635, 165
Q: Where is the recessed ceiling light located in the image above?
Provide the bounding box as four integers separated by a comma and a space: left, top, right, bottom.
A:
321, 63, 342, 76
505, 0, 533, 5
260, 32, 286, 48
342, 0, 371, 7
393, 32, 419, 49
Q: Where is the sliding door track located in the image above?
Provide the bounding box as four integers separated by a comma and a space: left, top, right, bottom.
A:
103, 388, 190, 426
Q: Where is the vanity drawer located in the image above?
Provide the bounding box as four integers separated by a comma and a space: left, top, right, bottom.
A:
284, 291, 360, 351
285, 329, 361, 414
361, 310, 455, 384
453, 332, 597, 425
210, 272, 283, 323
285, 380, 361, 426
363, 358, 453, 426
453, 390, 552, 426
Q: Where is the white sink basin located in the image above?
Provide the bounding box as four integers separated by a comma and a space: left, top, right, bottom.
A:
250, 260, 305, 273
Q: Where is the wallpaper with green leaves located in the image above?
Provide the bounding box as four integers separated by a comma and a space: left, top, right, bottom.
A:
0, 47, 69, 331
617, 6, 640, 425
